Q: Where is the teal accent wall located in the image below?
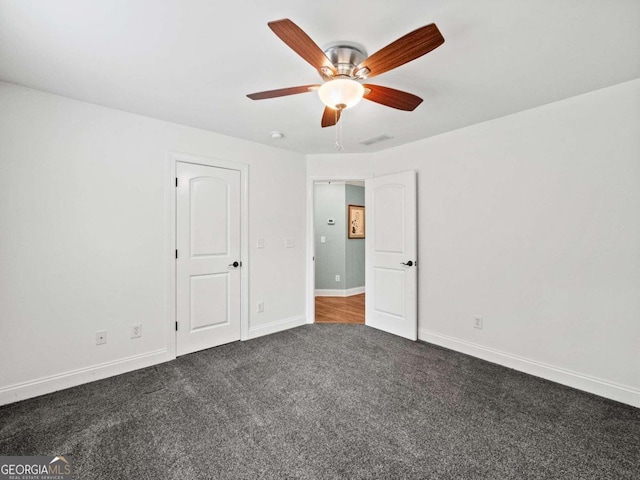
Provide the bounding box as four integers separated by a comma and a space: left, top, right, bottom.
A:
314, 183, 365, 292
314, 184, 346, 290
345, 185, 365, 289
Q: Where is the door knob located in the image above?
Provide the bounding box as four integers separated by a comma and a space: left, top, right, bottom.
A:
401, 261, 414, 267
229, 261, 241, 268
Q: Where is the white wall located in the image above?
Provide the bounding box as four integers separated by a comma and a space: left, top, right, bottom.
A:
374, 79, 640, 406
306, 80, 640, 406
2, 77, 638, 407
307, 153, 375, 180
0, 82, 307, 404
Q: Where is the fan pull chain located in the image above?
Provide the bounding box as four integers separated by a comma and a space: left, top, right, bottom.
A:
335, 107, 344, 152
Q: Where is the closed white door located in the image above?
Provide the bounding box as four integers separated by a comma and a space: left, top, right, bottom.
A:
365, 171, 418, 340
176, 162, 241, 356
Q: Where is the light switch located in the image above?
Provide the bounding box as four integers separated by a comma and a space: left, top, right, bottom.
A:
320, 236, 326, 243
257, 237, 264, 249
285, 237, 294, 248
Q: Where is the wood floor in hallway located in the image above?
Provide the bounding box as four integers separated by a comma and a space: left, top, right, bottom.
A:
315, 293, 365, 324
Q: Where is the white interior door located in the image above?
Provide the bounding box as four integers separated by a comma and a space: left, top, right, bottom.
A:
365, 170, 417, 340
176, 161, 241, 356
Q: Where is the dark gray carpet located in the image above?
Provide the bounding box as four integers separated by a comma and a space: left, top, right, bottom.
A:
1, 324, 638, 479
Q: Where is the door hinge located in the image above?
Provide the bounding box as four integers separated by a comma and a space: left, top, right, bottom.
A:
175, 322, 178, 331
175, 249, 178, 259
175, 177, 178, 187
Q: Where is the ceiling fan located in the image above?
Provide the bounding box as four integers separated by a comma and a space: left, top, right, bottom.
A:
247, 19, 445, 127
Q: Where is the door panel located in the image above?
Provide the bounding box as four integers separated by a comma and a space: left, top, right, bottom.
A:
365, 171, 417, 340
177, 162, 241, 356
190, 177, 229, 256
373, 185, 405, 253
190, 274, 229, 330
373, 267, 405, 317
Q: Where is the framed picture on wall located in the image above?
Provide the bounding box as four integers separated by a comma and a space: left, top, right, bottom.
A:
348, 205, 365, 239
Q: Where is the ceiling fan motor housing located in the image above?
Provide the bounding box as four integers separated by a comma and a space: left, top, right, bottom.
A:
322, 43, 368, 78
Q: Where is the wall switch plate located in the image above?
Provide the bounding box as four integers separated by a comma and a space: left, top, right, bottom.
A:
335, 275, 341, 282
131, 323, 142, 339
285, 237, 294, 248
320, 236, 326, 243
257, 237, 264, 249
257, 301, 264, 313
474, 316, 483, 329
96, 330, 107, 345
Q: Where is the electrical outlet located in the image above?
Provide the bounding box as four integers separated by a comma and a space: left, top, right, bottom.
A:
285, 237, 294, 248
96, 330, 107, 345
335, 275, 340, 282
131, 323, 142, 339
474, 316, 483, 330
257, 301, 264, 313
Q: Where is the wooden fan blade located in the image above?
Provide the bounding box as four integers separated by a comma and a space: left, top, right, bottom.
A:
247, 85, 320, 100
363, 84, 423, 111
357, 23, 444, 79
268, 19, 337, 76
321, 106, 341, 128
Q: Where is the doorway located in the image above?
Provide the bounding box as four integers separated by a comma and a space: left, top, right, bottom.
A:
306, 171, 418, 340
176, 161, 241, 355
171, 152, 249, 358
312, 181, 365, 324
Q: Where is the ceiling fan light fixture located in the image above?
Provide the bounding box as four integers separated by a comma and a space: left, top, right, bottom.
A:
318, 78, 364, 110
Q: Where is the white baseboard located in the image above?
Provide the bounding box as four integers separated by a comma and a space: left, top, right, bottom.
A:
315, 286, 365, 297
248, 315, 307, 339
419, 329, 640, 408
1, 315, 311, 406
0, 349, 172, 406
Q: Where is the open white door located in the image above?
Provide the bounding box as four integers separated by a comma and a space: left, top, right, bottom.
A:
365, 170, 417, 340
176, 161, 241, 356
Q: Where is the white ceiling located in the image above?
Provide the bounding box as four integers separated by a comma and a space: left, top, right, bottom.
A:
1, 0, 639, 154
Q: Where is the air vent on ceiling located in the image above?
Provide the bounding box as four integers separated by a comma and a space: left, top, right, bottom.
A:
360, 134, 394, 146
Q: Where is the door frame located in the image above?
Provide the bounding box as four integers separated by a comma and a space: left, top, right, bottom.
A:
305, 175, 372, 324
168, 151, 249, 358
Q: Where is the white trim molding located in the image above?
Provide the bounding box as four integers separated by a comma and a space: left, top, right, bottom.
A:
248, 316, 306, 340
315, 287, 365, 297
0, 349, 172, 406
419, 329, 640, 408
